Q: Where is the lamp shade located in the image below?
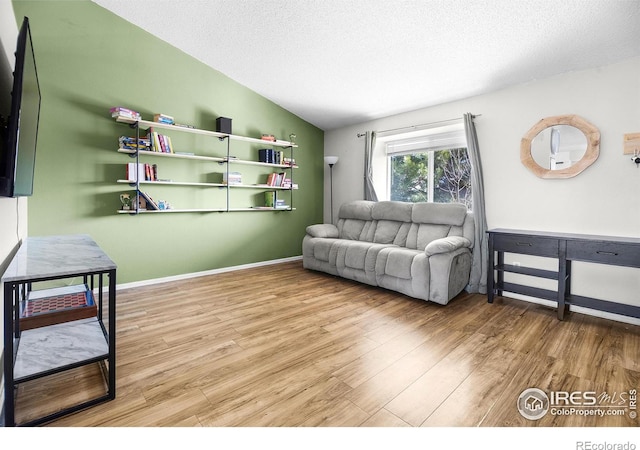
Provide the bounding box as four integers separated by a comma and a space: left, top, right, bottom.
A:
324, 156, 339, 166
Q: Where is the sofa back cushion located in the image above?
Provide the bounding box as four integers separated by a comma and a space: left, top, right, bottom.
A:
371, 201, 413, 222
371, 201, 413, 245
337, 201, 375, 241
373, 220, 402, 244
407, 202, 470, 250
412, 202, 467, 226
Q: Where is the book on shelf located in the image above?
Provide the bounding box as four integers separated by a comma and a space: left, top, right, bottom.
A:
265, 191, 275, 207
265, 193, 289, 209
147, 128, 175, 153
127, 162, 144, 182
265, 171, 289, 187
258, 149, 284, 164
126, 163, 158, 182
259, 149, 273, 163
265, 173, 276, 186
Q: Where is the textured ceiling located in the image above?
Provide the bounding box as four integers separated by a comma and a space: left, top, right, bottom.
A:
92, 0, 640, 130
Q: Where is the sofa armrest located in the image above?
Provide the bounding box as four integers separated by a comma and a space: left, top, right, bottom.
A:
425, 236, 471, 256
306, 224, 339, 239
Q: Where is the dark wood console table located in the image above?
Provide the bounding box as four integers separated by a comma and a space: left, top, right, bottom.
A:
2, 235, 116, 426
487, 228, 640, 321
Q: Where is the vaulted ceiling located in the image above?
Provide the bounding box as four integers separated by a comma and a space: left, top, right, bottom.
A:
92, 0, 640, 130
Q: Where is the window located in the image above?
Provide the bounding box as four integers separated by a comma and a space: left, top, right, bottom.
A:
385, 124, 472, 209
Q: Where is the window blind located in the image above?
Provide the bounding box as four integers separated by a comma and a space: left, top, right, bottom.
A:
385, 125, 467, 156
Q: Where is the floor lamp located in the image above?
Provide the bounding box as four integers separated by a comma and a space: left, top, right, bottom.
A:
324, 156, 339, 224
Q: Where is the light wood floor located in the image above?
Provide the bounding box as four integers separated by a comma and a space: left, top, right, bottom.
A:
12, 260, 640, 427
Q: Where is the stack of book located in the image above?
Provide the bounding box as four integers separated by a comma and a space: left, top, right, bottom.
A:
154, 113, 174, 125
119, 136, 151, 151
223, 172, 242, 185
111, 106, 141, 120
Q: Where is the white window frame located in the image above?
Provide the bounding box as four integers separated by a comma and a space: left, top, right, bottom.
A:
379, 122, 468, 202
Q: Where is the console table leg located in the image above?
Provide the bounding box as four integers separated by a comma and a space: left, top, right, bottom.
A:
557, 241, 567, 320
3, 282, 15, 426
496, 251, 504, 298
487, 233, 495, 303
108, 270, 116, 400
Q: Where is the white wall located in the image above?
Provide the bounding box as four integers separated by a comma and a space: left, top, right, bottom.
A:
0, 0, 20, 416
324, 56, 640, 323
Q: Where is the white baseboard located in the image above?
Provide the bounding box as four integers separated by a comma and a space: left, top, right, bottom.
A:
112, 259, 639, 327
501, 292, 640, 327
116, 255, 303, 291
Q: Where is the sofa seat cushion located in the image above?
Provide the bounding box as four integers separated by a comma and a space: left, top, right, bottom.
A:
311, 238, 340, 263
337, 241, 393, 271
376, 247, 423, 280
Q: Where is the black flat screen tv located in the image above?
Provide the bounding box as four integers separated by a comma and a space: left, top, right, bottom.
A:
0, 17, 41, 198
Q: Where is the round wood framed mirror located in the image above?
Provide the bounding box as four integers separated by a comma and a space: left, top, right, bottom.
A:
520, 115, 600, 179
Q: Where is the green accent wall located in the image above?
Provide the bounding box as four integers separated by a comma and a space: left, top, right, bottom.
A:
12, 0, 324, 284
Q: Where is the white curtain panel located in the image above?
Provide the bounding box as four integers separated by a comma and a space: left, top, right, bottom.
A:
464, 113, 488, 294
364, 131, 379, 201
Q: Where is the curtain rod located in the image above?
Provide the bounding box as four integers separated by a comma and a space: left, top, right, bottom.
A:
356, 114, 480, 138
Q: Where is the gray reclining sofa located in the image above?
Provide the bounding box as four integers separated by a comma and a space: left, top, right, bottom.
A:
302, 200, 475, 305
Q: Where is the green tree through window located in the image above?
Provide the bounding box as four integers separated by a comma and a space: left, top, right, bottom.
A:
390, 148, 472, 209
